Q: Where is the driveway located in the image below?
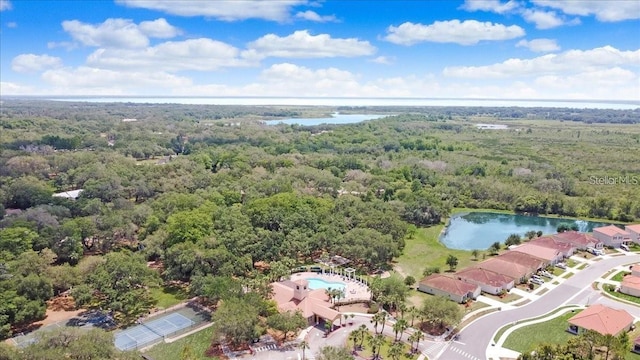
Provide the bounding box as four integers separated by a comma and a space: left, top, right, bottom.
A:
435, 253, 640, 360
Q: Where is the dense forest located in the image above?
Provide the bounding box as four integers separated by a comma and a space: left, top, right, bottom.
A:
0, 99, 638, 345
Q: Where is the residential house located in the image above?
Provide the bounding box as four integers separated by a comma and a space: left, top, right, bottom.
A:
592, 225, 631, 248
476, 257, 535, 284
625, 224, 640, 244
271, 279, 342, 326
496, 251, 546, 272
418, 274, 481, 303
631, 264, 640, 277
511, 243, 564, 265
633, 336, 640, 354
620, 275, 640, 298
567, 304, 634, 336
529, 236, 576, 258
552, 231, 602, 250
456, 267, 515, 295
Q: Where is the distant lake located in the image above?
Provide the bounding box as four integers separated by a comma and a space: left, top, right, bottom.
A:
264, 113, 387, 126
440, 212, 611, 251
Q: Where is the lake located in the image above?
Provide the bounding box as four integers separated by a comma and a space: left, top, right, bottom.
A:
264, 113, 387, 126
440, 212, 611, 251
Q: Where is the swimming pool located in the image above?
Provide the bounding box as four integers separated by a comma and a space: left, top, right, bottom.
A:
306, 278, 346, 293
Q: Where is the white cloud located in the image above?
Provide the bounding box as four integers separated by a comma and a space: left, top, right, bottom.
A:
41, 66, 192, 90
11, 54, 63, 73
294, 10, 337, 22
443, 46, 640, 78
116, 0, 306, 22
0, 82, 34, 95
516, 38, 560, 53
460, 0, 519, 14
138, 18, 181, 38
62, 18, 180, 49
370, 56, 394, 65
247, 30, 375, 58
533, 0, 640, 22
7, 21, 17, 28
0, 0, 11, 11
521, 9, 566, 29
86, 38, 254, 71
384, 20, 525, 46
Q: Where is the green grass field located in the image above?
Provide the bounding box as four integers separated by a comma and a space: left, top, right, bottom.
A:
143, 325, 216, 360
150, 285, 189, 309
502, 312, 574, 353
612, 271, 631, 282
395, 226, 473, 280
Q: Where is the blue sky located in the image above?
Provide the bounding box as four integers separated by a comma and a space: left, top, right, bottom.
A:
1, 0, 639, 100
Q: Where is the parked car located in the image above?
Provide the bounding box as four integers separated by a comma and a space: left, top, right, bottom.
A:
556, 263, 567, 269
539, 271, 553, 278
530, 277, 544, 285
531, 274, 544, 281
621, 244, 630, 251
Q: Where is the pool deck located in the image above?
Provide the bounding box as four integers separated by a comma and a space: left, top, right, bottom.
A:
291, 272, 371, 301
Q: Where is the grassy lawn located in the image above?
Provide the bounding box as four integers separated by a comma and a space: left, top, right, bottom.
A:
502, 312, 574, 353
563, 272, 574, 279
151, 284, 190, 309
353, 333, 418, 360
493, 306, 579, 343
612, 271, 631, 282
604, 287, 640, 305
395, 226, 472, 280
483, 292, 522, 304
566, 259, 578, 268
407, 290, 482, 314
577, 263, 589, 270
144, 325, 216, 360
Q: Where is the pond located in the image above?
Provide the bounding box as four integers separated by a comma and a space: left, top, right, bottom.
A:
264, 112, 387, 126
440, 212, 611, 251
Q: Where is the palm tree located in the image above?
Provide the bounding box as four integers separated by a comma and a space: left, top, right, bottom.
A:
348, 331, 359, 353
387, 342, 404, 360
299, 340, 309, 360
368, 334, 386, 360
407, 306, 418, 327
393, 319, 408, 342
358, 324, 368, 349
379, 311, 388, 335
371, 312, 384, 334
413, 330, 424, 353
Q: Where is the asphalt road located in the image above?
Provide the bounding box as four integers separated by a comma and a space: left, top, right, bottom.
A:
436, 253, 640, 360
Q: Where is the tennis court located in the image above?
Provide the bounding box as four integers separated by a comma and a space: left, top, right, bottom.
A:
114, 307, 205, 351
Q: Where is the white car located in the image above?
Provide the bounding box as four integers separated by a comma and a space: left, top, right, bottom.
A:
539, 271, 553, 278
530, 277, 544, 285
620, 244, 630, 251
556, 263, 567, 269
531, 274, 544, 281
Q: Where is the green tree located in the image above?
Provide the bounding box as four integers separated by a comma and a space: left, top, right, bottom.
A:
404, 275, 416, 288
212, 298, 261, 347
86, 252, 160, 324
504, 234, 522, 247
266, 311, 306, 342
0, 227, 38, 259
471, 249, 480, 260
446, 254, 458, 272
368, 333, 386, 360
164, 208, 214, 247
488, 241, 501, 255
423, 266, 440, 277
392, 319, 408, 342
299, 340, 310, 360
387, 341, 404, 360
420, 296, 463, 334
190, 275, 243, 306
408, 330, 424, 353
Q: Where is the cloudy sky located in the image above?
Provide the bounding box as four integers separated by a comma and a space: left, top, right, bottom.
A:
1, 0, 639, 100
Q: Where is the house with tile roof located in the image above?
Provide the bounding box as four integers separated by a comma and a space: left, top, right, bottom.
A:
271, 279, 342, 327
511, 243, 564, 265
456, 267, 514, 295
593, 225, 631, 248
621, 274, 640, 298
476, 257, 535, 284
496, 250, 546, 271
552, 231, 602, 250
625, 224, 640, 244
633, 336, 640, 354
567, 304, 634, 336
418, 274, 481, 303
529, 236, 576, 258
631, 264, 640, 277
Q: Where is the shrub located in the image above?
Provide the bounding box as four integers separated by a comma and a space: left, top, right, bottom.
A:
368, 302, 380, 314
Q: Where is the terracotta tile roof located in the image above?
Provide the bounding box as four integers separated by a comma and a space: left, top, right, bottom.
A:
593, 225, 630, 237
568, 304, 634, 336
270, 282, 340, 321
477, 257, 533, 279
621, 275, 640, 291
530, 236, 575, 252
631, 264, 640, 275
511, 243, 562, 261
552, 231, 600, 247
456, 267, 514, 287
419, 274, 479, 297
496, 251, 544, 271
625, 224, 640, 233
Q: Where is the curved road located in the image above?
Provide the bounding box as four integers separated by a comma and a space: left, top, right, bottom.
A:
436, 254, 640, 360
